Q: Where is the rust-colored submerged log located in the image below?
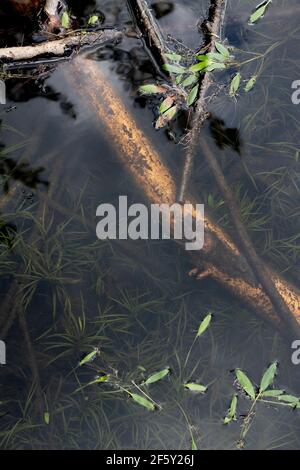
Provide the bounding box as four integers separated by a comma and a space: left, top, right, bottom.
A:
68, 56, 300, 335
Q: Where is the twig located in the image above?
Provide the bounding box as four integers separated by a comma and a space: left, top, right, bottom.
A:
0, 30, 122, 62
178, 0, 228, 202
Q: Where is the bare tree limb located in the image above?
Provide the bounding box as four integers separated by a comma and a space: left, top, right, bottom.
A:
0, 30, 122, 62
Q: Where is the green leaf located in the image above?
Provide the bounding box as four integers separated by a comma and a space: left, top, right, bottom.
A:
165, 53, 182, 63
277, 395, 300, 405
191, 437, 198, 450
61, 11, 70, 29
223, 394, 238, 424
144, 368, 170, 385
187, 85, 199, 106
189, 62, 208, 73
182, 74, 198, 88
215, 42, 230, 58
155, 105, 177, 129
259, 362, 278, 393
244, 76, 257, 92
88, 15, 99, 25
176, 75, 183, 85
184, 383, 207, 393
130, 393, 155, 411
261, 389, 284, 398
87, 375, 109, 386
139, 84, 166, 95
159, 96, 175, 114
197, 313, 212, 337
79, 349, 98, 366
208, 194, 215, 208
207, 52, 226, 63
249, 1, 272, 24
236, 369, 256, 400
44, 412, 50, 425
163, 64, 186, 74
230, 73, 241, 97
206, 62, 227, 72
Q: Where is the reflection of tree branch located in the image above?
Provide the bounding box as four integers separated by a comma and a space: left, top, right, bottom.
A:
0, 157, 48, 194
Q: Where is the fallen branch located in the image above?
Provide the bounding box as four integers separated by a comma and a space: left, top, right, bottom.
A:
0, 30, 122, 62
127, 0, 170, 75
67, 56, 300, 337
178, 0, 227, 201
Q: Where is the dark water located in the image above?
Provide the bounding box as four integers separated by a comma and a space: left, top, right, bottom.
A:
0, 0, 300, 449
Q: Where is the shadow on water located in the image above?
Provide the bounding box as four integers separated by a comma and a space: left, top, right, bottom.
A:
0, 0, 300, 450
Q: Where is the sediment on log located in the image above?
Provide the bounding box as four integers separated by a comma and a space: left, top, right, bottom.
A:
0, 30, 122, 62
67, 56, 300, 338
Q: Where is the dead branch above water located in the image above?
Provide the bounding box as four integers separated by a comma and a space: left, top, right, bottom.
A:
0, 30, 122, 62
127, 0, 170, 75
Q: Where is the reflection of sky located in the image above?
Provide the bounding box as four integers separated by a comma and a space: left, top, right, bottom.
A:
154, 0, 210, 49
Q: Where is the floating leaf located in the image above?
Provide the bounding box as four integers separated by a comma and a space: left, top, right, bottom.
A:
155, 105, 177, 129
236, 369, 256, 400
244, 76, 257, 92
197, 313, 212, 337
215, 42, 230, 58
79, 349, 98, 366
230, 73, 241, 97
61, 11, 70, 29
184, 383, 207, 393
163, 64, 186, 74
224, 394, 238, 424
165, 53, 182, 63
187, 85, 199, 106
277, 395, 300, 406
130, 393, 155, 411
259, 362, 278, 393
159, 96, 175, 114
88, 15, 99, 25
145, 368, 170, 385
182, 74, 198, 88
261, 389, 284, 398
249, 0, 272, 24
139, 84, 166, 95
44, 412, 50, 425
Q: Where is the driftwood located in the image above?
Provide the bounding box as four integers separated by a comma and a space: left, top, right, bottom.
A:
0, 30, 122, 62
68, 56, 300, 337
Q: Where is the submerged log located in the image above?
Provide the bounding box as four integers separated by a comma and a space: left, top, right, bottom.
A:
68, 56, 300, 336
